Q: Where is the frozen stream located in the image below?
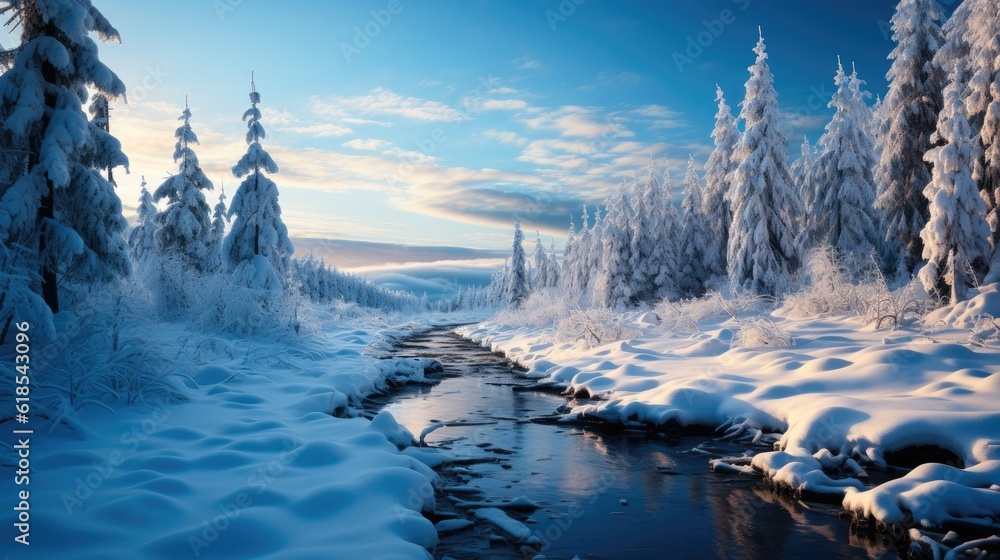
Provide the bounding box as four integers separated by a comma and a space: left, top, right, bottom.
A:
371, 327, 899, 560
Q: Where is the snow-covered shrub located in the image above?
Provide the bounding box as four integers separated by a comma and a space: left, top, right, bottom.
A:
492, 289, 574, 330
861, 267, 933, 330
142, 253, 196, 319
968, 314, 1000, 346
654, 289, 773, 332
196, 267, 292, 336
731, 317, 792, 349
0, 240, 54, 345
654, 301, 702, 334
27, 278, 186, 430
782, 246, 872, 317
555, 307, 642, 347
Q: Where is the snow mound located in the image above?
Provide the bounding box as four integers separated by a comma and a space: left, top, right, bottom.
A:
926, 283, 1000, 330
843, 460, 1000, 527
752, 448, 865, 496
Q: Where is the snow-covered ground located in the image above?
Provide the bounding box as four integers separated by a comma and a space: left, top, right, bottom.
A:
459, 285, 1000, 541
5, 315, 478, 560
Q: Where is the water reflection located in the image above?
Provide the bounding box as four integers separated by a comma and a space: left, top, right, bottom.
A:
381, 330, 898, 560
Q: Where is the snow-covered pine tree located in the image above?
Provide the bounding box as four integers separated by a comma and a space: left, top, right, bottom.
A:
225, 77, 294, 290
209, 186, 228, 272
875, 0, 945, 275
919, 62, 992, 302
560, 216, 576, 290
728, 31, 802, 296
656, 165, 682, 300
505, 218, 528, 307
590, 204, 605, 278
626, 175, 647, 302
0, 0, 131, 313
153, 99, 215, 272
799, 60, 882, 260
488, 262, 510, 306
703, 86, 739, 280
598, 186, 633, 309
88, 93, 115, 186
963, 0, 1000, 261
129, 176, 158, 262
792, 135, 817, 216
545, 238, 560, 288
679, 156, 709, 298
531, 230, 548, 290
570, 205, 593, 295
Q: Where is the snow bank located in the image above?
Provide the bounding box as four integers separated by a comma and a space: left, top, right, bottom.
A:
461, 286, 1000, 523
9, 320, 449, 559
843, 461, 1000, 527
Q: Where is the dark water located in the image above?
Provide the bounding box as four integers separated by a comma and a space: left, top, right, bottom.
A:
376, 328, 899, 560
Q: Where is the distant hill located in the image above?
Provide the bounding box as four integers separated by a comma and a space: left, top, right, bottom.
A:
290, 237, 506, 269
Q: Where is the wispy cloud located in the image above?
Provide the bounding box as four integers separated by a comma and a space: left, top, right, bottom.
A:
522, 105, 633, 138
514, 56, 542, 70
467, 98, 531, 112
777, 108, 828, 137
481, 129, 528, 146
283, 123, 353, 137
620, 104, 686, 129
262, 107, 354, 138
342, 138, 391, 151
310, 87, 467, 123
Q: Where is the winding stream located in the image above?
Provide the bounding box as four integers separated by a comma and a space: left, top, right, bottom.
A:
370, 327, 899, 560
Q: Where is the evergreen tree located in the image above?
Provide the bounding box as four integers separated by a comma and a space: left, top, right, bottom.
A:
531, 230, 548, 290
560, 216, 576, 289
225, 76, 294, 289
679, 156, 709, 298
728, 32, 802, 295
875, 0, 945, 274
655, 166, 682, 299
919, 63, 992, 302
963, 0, 1000, 257
799, 60, 882, 259
505, 218, 528, 307
545, 238, 560, 288
792, 135, 817, 216
599, 187, 634, 308
153, 100, 215, 272
0, 0, 131, 313
703, 86, 739, 280
570, 205, 593, 295
209, 186, 228, 272
129, 176, 158, 262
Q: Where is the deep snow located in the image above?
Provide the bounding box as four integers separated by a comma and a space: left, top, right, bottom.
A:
1, 318, 465, 560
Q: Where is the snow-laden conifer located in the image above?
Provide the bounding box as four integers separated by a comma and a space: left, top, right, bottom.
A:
225, 77, 294, 289
728, 32, 802, 295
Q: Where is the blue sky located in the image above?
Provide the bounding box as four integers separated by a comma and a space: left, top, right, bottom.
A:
43, 0, 915, 251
